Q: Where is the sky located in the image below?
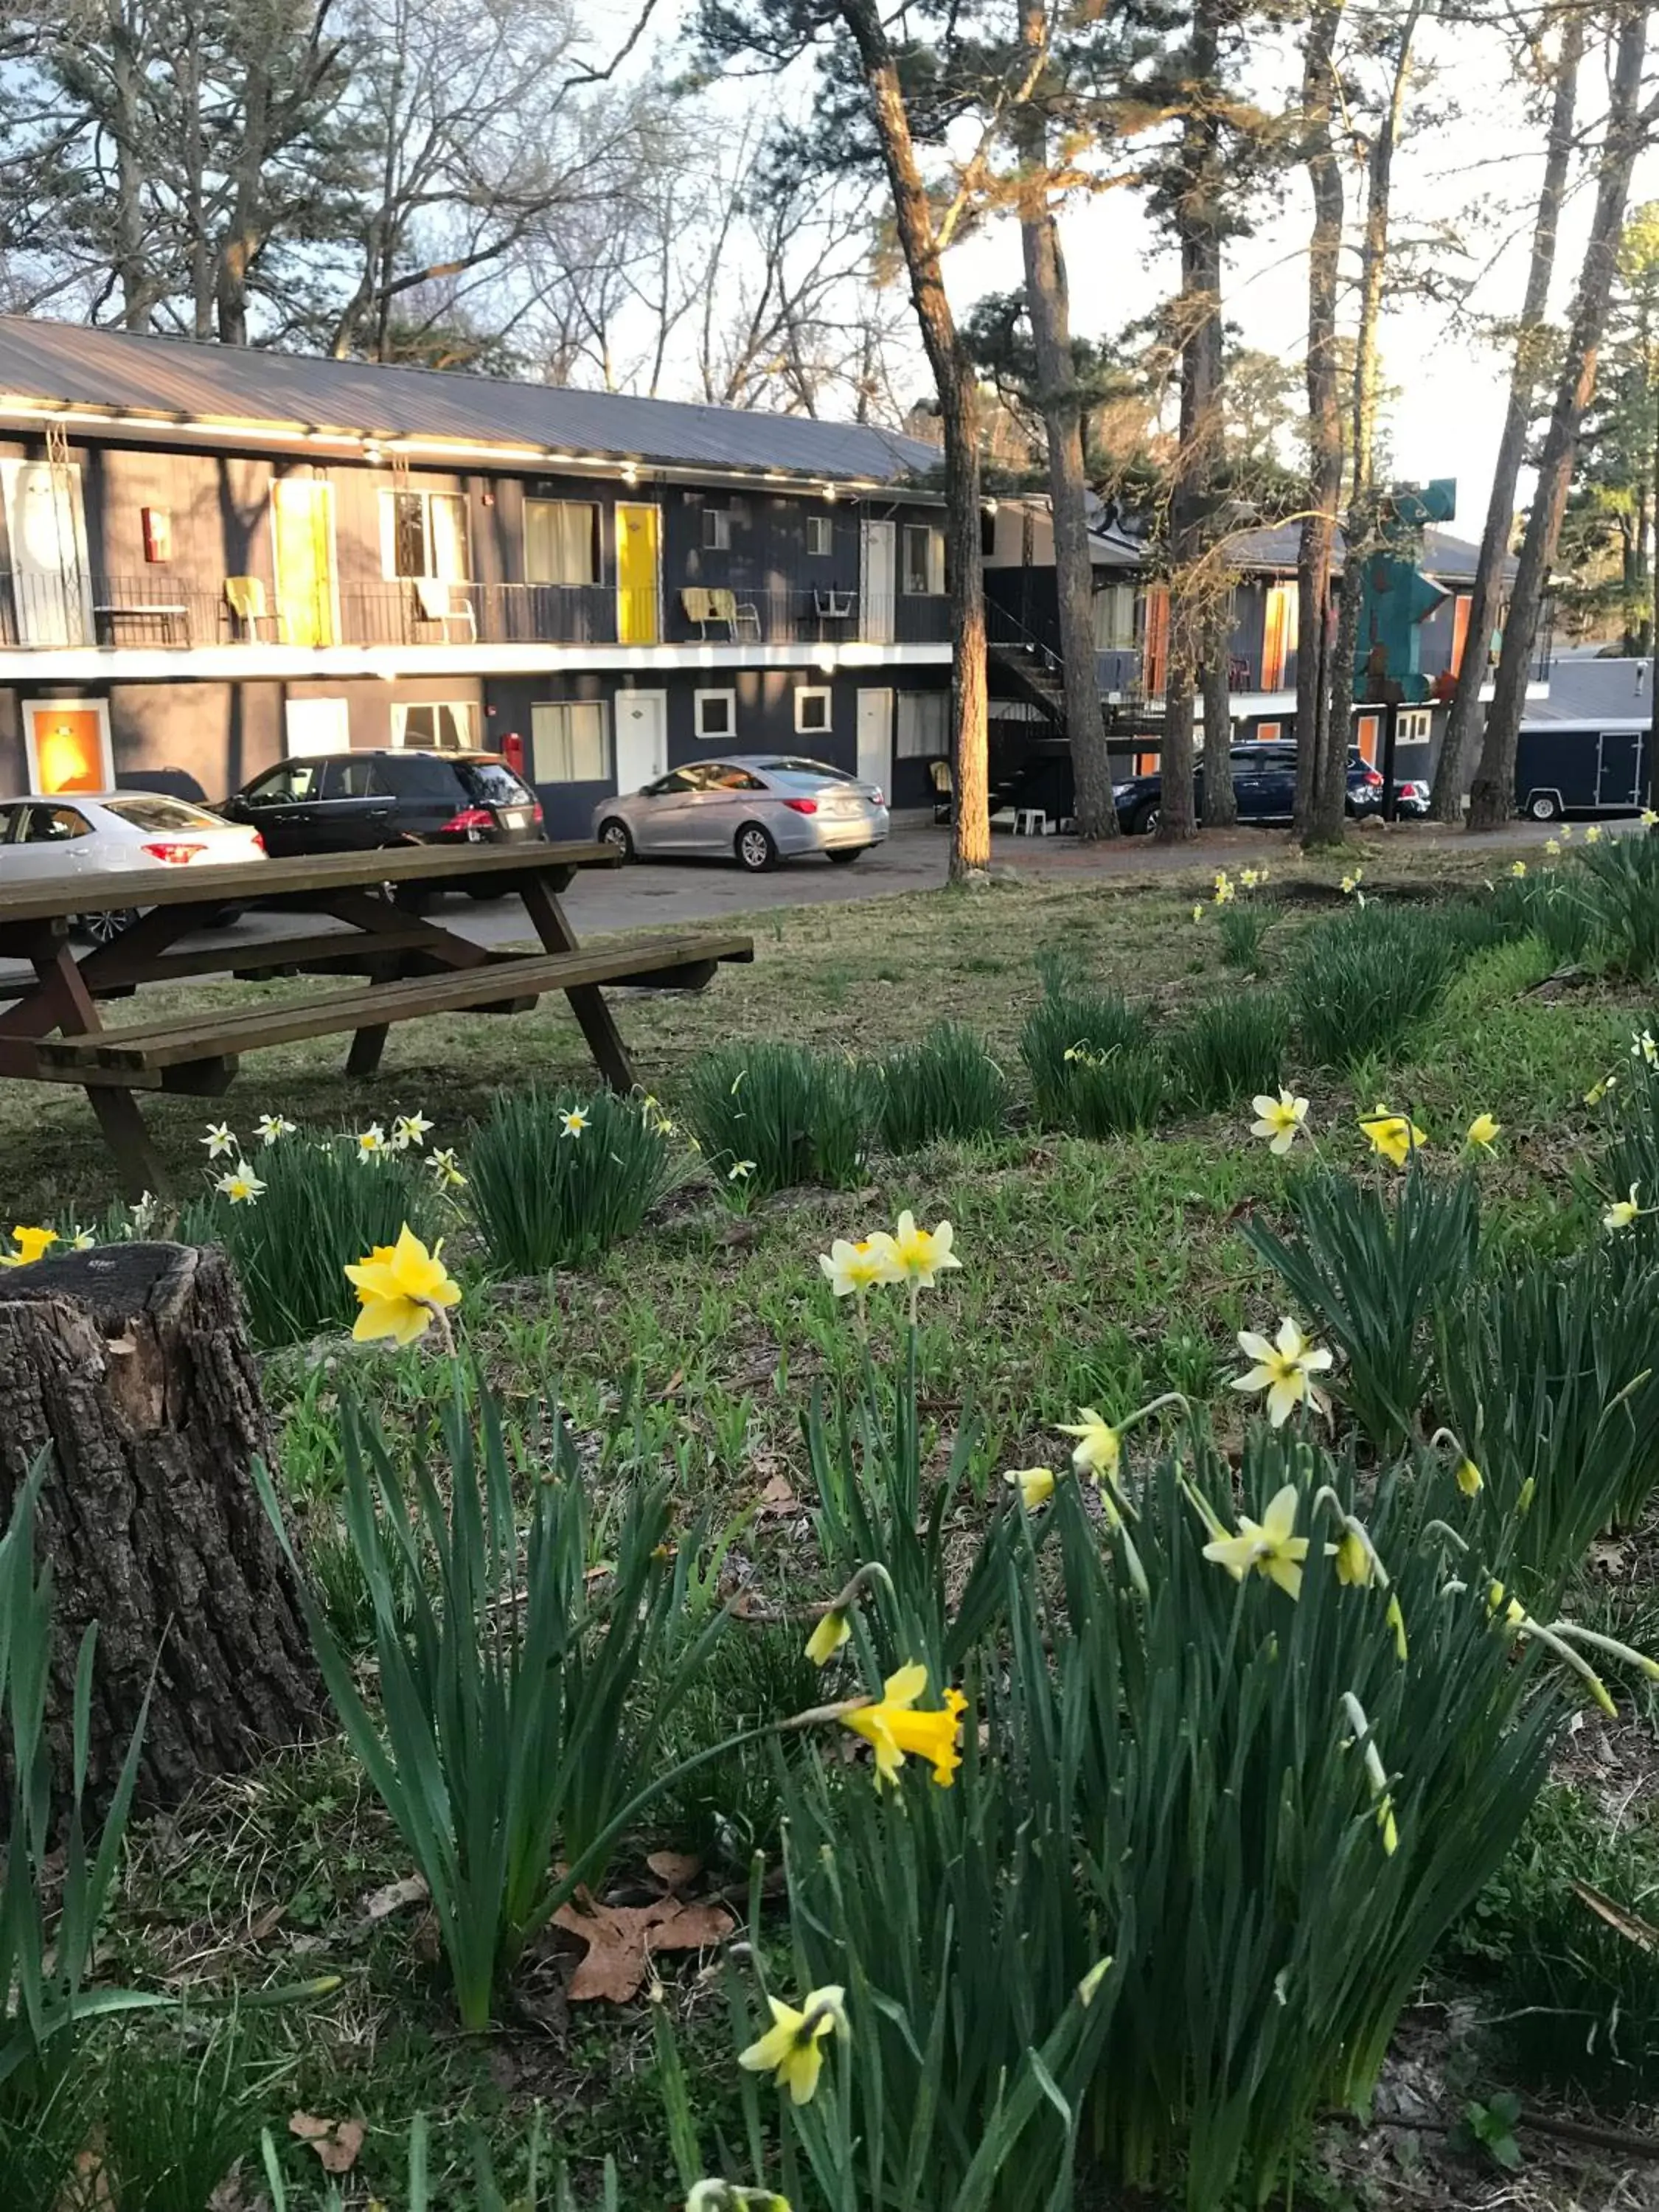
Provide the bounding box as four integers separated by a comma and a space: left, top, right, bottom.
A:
597, 1, 1659, 542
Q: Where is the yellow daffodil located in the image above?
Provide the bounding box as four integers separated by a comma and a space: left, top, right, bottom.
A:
1058, 1408, 1120, 1484
728, 1158, 756, 1181
392, 1110, 434, 1151
841, 1663, 967, 1789
1585, 824, 1603, 844
1332, 1526, 1373, 1587
1214, 876, 1236, 905
66, 1229, 94, 1251
1559, 822, 1573, 841
1465, 1112, 1500, 1150
1644, 808, 1658, 828
804, 1609, 851, 1667
818, 1234, 897, 1297
357, 1123, 387, 1162
1455, 1455, 1483, 1498
1202, 1484, 1310, 1599
1191, 903, 1204, 923
686, 2184, 791, 2212
1251, 1088, 1310, 1155
1509, 860, 1527, 878
1240, 866, 1261, 889
1545, 837, 1561, 856
1358, 1104, 1427, 1168
1231, 1316, 1333, 1427
1633, 1029, 1658, 1068
559, 1107, 590, 1140
737, 1986, 847, 2105
344, 1225, 461, 1346
254, 1113, 296, 1147
1340, 870, 1363, 897
1341, 1693, 1399, 1856
1386, 1593, 1408, 1662
1, 1225, 56, 1267
1585, 1074, 1617, 1106
216, 1166, 265, 1205
430, 1147, 467, 1189
1004, 1466, 1057, 1512
888, 1210, 961, 1289
201, 1121, 237, 1158
1604, 1183, 1644, 1231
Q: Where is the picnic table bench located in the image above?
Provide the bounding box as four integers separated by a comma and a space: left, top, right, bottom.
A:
0, 841, 752, 1196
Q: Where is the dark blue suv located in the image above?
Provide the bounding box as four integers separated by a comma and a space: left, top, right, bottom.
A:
1112, 744, 1385, 835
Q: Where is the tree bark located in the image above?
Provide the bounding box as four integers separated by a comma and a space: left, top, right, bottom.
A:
1016, 0, 1116, 840
0, 1243, 324, 1816
1163, 0, 1229, 844
1293, 0, 1343, 838
836, 0, 989, 875
1428, 7, 1582, 822
1201, 645, 1235, 821
1315, 0, 1422, 846
1470, 5, 1649, 830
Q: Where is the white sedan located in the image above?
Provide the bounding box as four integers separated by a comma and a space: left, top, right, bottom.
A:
0, 790, 267, 940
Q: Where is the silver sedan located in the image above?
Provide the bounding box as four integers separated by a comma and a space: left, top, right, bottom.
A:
594, 754, 889, 873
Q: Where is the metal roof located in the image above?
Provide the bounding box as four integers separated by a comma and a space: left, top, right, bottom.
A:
1523, 654, 1653, 723
1222, 519, 1500, 582
0, 315, 943, 487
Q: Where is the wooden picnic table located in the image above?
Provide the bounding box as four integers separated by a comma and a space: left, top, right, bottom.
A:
0, 841, 753, 1197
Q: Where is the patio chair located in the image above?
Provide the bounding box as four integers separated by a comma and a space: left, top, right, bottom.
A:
413, 577, 477, 642
709, 588, 762, 641
681, 585, 715, 638
224, 575, 280, 641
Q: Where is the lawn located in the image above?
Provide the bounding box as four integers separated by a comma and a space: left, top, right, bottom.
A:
6, 832, 1659, 2211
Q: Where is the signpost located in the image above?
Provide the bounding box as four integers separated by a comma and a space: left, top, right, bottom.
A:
1352, 479, 1456, 819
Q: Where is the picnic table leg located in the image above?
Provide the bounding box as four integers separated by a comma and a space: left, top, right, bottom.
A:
88, 1088, 166, 1202
516, 877, 636, 1093
346, 1024, 389, 1079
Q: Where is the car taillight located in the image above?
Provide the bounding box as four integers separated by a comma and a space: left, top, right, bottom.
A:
440, 807, 494, 834
532, 801, 543, 824
871, 788, 886, 807
1365, 770, 1383, 787
783, 797, 818, 815
141, 841, 208, 863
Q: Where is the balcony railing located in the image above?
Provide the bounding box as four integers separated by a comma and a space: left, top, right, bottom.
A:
0, 571, 955, 653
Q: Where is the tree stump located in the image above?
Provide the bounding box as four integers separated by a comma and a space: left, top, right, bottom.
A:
0, 1242, 324, 1814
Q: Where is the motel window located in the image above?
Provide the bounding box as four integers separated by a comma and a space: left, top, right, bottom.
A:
703, 506, 732, 551
525, 500, 600, 585
896, 689, 949, 758
1092, 583, 1136, 651
795, 686, 832, 735
531, 700, 610, 782
1397, 707, 1433, 746
806, 513, 833, 557
1255, 722, 1283, 744
902, 524, 945, 594
382, 490, 470, 582
695, 688, 737, 740
393, 701, 479, 752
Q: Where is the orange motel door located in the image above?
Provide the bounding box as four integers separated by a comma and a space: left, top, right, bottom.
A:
31, 705, 107, 793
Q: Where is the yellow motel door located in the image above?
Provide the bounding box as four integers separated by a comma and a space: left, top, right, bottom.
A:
616, 503, 659, 644
273, 480, 337, 646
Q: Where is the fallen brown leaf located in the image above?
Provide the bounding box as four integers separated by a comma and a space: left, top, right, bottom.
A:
361, 1873, 429, 1922
646, 1850, 703, 1895
552, 1893, 734, 2003
289, 2113, 366, 2175
1573, 1879, 1659, 1951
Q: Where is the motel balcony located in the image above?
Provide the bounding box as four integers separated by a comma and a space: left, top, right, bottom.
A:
0, 573, 955, 653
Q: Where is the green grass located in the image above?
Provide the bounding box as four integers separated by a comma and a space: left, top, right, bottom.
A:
8, 836, 1659, 2210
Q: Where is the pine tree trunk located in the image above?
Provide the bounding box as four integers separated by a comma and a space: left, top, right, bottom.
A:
1201, 647, 1237, 822
1429, 8, 1582, 823
1470, 5, 1649, 831
1017, 0, 1117, 839
0, 1243, 324, 1817
1294, 0, 1343, 837
838, 0, 989, 875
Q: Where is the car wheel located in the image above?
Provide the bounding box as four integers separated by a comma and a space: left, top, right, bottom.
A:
390, 882, 437, 914
598, 817, 635, 863
735, 823, 779, 873
76, 908, 140, 946
1130, 802, 1161, 836
1526, 790, 1562, 821
462, 884, 506, 902
826, 847, 866, 866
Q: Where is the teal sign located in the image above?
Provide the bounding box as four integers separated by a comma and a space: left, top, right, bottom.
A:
1353, 479, 1456, 704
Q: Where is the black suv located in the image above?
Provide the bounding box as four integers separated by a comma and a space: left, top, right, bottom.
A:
223, 750, 544, 869
1112, 743, 1385, 835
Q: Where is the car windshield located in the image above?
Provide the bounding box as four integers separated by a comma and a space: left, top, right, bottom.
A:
102, 795, 226, 832
457, 759, 535, 806
753, 757, 853, 782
